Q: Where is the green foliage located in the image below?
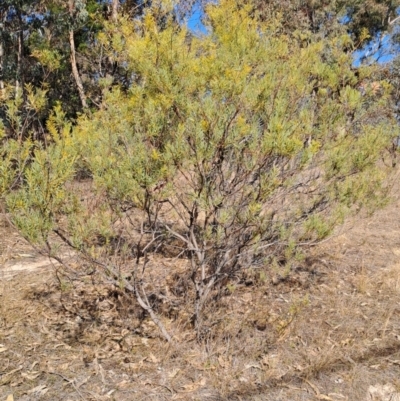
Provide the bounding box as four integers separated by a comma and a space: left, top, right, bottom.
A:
5, 106, 76, 245
2, 0, 398, 333
0, 137, 33, 199
250, 0, 400, 45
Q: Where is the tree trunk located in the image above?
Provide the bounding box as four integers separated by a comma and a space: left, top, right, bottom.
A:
16, 12, 25, 99
0, 6, 4, 96
68, 0, 88, 109
69, 30, 88, 109
111, 0, 119, 21
0, 38, 4, 97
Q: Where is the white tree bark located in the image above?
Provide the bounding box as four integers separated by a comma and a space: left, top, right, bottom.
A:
69, 29, 88, 109
68, 0, 88, 108
0, 38, 4, 95
111, 0, 119, 21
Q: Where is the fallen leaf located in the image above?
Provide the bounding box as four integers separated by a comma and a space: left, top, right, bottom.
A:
0, 367, 23, 386
6, 395, 14, 401
181, 378, 206, 392
117, 380, 130, 389
182, 383, 198, 392
293, 364, 304, 371
370, 364, 381, 369
317, 395, 334, 401
368, 383, 400, 401
27, 384, 48, 396
76, 375, 90, 388
245, 363, 262, 370
168, 368, 180, 378
218, 356, 228, 368
10, 378, 23, 388
22, 371, 41, 380
0, 347, 7, 353
328, 393, 346, 399
54, 343, 72, 350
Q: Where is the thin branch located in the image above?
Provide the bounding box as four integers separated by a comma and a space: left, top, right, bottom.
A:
88, 257, 173, 343
54, 228, 173, 342
135, 280, 173, 343
164, 224, 190, 246
44, 371, 85, 400
389, 15, 400, 25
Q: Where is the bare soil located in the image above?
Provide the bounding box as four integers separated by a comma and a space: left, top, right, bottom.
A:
2, 175, 400, 401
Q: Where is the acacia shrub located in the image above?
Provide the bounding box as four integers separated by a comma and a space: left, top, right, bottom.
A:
5, 0, 397, 338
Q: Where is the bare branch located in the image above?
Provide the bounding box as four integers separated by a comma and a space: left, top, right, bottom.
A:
389, 15, 400, 25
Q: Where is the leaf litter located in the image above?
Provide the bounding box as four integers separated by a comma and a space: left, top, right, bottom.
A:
3, 180, 400, 400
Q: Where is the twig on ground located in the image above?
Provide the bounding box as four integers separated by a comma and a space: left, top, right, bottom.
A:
44, 370, 86, 400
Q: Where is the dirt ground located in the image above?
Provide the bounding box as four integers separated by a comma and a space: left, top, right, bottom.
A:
2, 173, 400, 401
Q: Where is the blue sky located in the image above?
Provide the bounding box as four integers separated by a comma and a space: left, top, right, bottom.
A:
186, 3, 207, 35
353, 33, 398, 66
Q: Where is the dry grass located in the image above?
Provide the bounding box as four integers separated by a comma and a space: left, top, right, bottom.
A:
2, 177, 400, 400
